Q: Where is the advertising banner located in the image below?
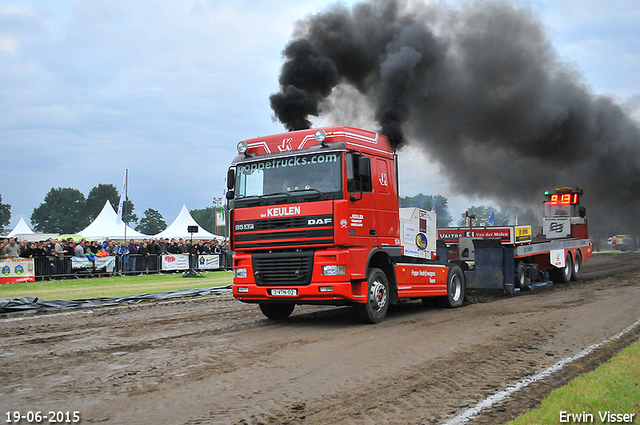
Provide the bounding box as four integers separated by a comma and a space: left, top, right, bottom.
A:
162, 254, 190, 271
72, 257, 117, 272
0, 258, 35, 284
197, 254, 221, 270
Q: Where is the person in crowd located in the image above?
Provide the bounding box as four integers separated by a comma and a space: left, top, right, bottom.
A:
90, 240, 100, 254
33, 241, 47, 279
0, 241, 7, 258
147, 239, 160, 272
127, 239, 138, 273
167, 238, 178, 254
139, 242, 150, 273
102, 237, 111, 249
221, 240, 232, 270
199, 240, 211, 255
45, 239, 58, 277
212, 240, 222, 254
157, 238, 167, 255
62, 240, 73, 275
105, 240, 118, 256
3, 237, 21, 258
54, 238, 70, 276
74, 241, 85, 257
19, 241, 37, 258
19, 240, 29, 256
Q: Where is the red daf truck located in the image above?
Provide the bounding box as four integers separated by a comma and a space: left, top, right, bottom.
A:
226, 126, 592, 323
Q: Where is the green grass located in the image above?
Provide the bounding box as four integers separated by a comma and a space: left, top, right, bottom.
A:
508, 339, 640, 424
0, 271, 234, 300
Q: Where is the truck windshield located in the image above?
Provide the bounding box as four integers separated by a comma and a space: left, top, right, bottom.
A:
235, 152, 342, 202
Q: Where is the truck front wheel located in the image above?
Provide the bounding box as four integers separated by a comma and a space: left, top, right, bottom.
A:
259, 303, 295, 320
356, 268, 389, 324
439, 266, 465, 308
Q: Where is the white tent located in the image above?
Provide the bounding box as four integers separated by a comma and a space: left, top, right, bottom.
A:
7, 217, 35, 238
79, 201, 150, 241
155, 205, 223, 241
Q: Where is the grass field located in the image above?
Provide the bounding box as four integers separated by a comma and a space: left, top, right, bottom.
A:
508, 338, 640, 424
0, 271, 234, 300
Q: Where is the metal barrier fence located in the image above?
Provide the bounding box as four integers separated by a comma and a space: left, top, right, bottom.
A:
24, 252, 232, 280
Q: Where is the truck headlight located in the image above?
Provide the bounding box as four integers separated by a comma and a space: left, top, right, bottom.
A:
322, 265, 346, 276
234, 268, 247, 278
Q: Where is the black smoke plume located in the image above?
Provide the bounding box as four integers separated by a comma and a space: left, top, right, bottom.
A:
270, 0, 640, 236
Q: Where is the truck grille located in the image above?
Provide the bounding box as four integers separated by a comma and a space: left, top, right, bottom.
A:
252, 251, 314, 286
234, 215, 333, 250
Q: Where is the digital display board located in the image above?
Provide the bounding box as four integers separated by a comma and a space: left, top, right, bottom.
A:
547, 193, 579, 205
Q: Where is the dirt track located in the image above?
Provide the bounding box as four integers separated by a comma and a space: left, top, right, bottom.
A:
1, 252, 639, 425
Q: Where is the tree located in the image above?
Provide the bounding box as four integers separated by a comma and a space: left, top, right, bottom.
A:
190, 207, 216, 233
399, 193, 452, 228
0, 194, 10, 228
86, 184, 119, 221
136, 208, 167, 235
458, 206, 509, 227
122, 199, 138, 225
31, 187, 89, 233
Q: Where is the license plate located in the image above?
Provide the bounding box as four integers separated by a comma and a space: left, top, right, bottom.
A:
271, 289, 297, 296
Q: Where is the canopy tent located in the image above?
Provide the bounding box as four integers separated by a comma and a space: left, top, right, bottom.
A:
155, 205, 223, 241
79, 201, 150, 241
7, 217, 34, 237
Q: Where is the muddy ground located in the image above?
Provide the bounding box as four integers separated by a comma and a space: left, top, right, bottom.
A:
1, 252, 639, 424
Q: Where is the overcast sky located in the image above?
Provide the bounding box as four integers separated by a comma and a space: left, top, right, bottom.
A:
2, 0, 639, 229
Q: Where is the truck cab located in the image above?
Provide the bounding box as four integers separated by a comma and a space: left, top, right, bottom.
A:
226, 126, 408, 322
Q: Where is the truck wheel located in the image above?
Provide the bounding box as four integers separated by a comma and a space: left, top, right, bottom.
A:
515, 261, 527, 289
439, 266, 465, 308
571, 251, 582, 281
259, 303, 295, 320
356, 268, 389, 324
551, 253, 573, 283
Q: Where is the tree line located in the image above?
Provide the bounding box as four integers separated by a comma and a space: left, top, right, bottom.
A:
1, 188, 537, 235
0, 185, 223, 236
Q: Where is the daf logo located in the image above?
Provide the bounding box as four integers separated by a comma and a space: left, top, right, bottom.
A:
235, 223, 255, 231
308, 218, 332, 226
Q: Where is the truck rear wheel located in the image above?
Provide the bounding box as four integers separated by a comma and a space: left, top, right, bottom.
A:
356, 268, 389, 324
551, 253, 573, 283
259, 303, 295, 320
439, 266, 465, 308
571, 250, 582, 281
515, 261, 527, 289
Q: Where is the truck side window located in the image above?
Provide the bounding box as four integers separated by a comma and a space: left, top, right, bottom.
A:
346, 153, 372, 193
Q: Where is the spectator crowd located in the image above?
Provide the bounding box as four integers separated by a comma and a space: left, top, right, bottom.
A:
1, 236, 232, 278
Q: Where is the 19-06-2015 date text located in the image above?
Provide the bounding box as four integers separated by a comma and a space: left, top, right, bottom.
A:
5, 411, 80, 424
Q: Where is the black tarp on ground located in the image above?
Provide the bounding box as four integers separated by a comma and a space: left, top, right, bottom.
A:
0, 285, 233, 315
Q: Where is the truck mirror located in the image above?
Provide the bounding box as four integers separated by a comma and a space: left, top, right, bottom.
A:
226, 190, 235, 200
226, 168, 235, 190
358, 156, 370, 177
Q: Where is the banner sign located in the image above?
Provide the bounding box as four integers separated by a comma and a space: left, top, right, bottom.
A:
72, 257, 117, 272
161, 254, 190, 271
0, 258, 35, 284
438, 225, 532, 244
197, 254, 220, 270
